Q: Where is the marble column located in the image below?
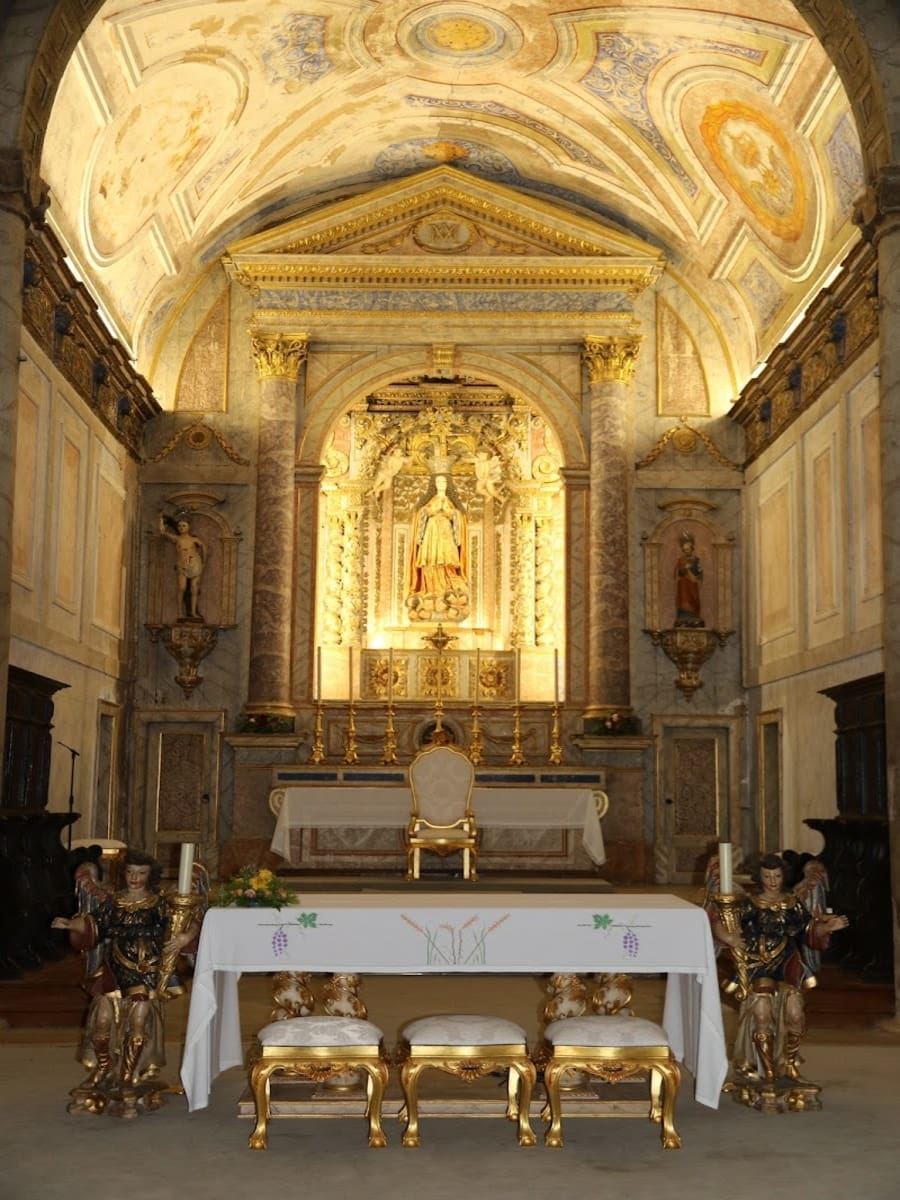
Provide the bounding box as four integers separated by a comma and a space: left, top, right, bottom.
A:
293, 463, 325, 702
582, 334, 642, 719
246, 332, 308, 717
0, 166, 32, 794
871, 166, 900, 1018
562, 466, 590, 708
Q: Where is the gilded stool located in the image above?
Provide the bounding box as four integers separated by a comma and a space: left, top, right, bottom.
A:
247, 1016, 390, 1150
397, 1014, 536, 1147
540, 1016, 682, 1149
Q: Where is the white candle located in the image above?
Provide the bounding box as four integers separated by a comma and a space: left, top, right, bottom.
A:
316, 646, 322, 702
387, 648, 393, 703
718, 842, 733, 894
474, 649, 481, 704
177, 843, 195, 895
554, 648, 559, 705
515, 648, 521, 704
348, 647, 354, 701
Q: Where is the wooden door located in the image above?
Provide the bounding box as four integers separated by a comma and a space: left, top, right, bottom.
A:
656, 722, 734, 884
136, 711, 223, 880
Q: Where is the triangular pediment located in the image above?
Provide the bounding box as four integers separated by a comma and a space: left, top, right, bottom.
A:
226, 166, 663, 268
224, 167, 664, 314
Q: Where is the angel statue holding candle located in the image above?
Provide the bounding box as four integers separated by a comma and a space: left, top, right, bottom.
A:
710, 852, 848, 1109
52, 848, 204, 1118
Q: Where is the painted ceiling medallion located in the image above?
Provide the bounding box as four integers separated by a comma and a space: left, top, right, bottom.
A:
700, 101, 807, 242
400, 5, 522, 65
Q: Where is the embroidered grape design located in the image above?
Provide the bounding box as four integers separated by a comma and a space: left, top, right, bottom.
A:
271, 927, 289, 957
622, 928, 639, 958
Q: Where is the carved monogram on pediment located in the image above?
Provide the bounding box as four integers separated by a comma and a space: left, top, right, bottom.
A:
356, 211, 540, 257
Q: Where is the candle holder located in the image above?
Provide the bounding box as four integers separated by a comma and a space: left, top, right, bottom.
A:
308, 700, 326, 764
468, 704, 484, 765
508, 704, 527, 766
712, 893, 749, 1001
548, 703, 563, 765
381, 702, 399, 765
156, 891, 205, 1003
343, 702, 359, 764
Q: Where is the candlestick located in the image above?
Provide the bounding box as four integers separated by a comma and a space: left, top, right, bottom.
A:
548, 703, 562, 765
718, 842, 733, 894
177, 842, 195, 895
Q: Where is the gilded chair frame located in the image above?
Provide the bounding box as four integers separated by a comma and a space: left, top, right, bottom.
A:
396, 1039, 536, 1147
247, 1041, 390, 1150
539, 1041, 682, 1149
406, 743, 478, 881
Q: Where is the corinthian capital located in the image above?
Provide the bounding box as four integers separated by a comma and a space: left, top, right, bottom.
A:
249, 331, 309, 381
582, 334, 643, 386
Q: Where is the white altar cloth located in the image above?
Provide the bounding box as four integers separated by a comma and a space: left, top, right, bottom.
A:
181, 892, 727, 1112
271, 786, 606, 866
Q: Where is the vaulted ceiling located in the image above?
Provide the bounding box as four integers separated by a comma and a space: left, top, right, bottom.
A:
41, 1, 864, 401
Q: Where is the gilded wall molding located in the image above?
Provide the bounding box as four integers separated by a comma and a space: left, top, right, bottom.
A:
582, 334, 644, 386
249, 331, 309, 381
232, 261, 659, 296
730, 240, 878, 465
21, 223, 159, 459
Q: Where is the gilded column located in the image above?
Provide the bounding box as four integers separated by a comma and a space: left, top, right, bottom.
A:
582, 333, 643, 718
534, 498, 555, 647
865, 166, 900, 1014
247, 331, 308, 716
510, 490, 536, 648
293, 463, 325, 701
0, 163, 35, 790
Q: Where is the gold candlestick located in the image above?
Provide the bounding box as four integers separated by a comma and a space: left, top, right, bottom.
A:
156, 892, 204, 1002
308, 700, 326, 764
343, 702, 359, 764
509, 703, 526, 766
713, 893, 749, 1001
548, 702, 563, 764
382, 702, 398, 764
468, 704, 483, 765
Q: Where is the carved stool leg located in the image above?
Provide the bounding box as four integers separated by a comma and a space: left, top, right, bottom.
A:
543, 1061, 566, 1148
248, 1061, 277, 1150
400, 1060, 424, 1147
511, 1061, 537, 1146
655, 1059, 682, 1149
362, 1060, 389, 1148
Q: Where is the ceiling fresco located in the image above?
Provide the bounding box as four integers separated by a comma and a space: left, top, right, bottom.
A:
40, 1, 865, 398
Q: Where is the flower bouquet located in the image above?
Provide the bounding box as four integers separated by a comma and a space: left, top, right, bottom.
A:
217, 865, 295, 909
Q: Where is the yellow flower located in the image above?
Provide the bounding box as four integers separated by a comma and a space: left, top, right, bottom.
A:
250, 872, 271, 889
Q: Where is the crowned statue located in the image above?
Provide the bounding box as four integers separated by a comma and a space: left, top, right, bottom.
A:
406, 473, 470, 623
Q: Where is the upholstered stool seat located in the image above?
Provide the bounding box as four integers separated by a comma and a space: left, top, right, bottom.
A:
540, 1015, 682, 1149
247, 1016, 390, 1150
397, 1015, 536, 1147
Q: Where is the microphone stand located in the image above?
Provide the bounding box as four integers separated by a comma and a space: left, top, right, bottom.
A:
59, 742, 79, 851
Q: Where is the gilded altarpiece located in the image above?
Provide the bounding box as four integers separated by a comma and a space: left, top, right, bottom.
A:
315, 383, 565, 700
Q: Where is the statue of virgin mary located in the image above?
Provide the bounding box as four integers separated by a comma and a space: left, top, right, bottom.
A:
406, 474, 470, 620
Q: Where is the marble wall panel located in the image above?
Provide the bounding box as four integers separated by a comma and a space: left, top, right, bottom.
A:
804, 402, 844, 648
92, 463, 125, 636
849, 372, 882, 630
11, 362, 46, 598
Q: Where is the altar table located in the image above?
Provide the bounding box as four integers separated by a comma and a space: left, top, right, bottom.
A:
270, 786, 606, 866
181, 892, 728, 1112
